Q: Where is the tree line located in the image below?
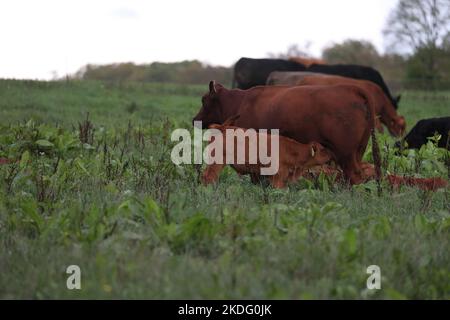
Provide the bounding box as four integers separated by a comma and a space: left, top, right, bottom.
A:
74, 60, 232, 86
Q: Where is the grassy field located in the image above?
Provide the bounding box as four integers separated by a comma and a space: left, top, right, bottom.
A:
0, 79, 449, 299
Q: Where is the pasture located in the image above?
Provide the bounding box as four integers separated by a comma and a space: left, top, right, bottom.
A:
0, 79, 449, 299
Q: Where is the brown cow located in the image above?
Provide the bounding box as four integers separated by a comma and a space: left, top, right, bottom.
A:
193, 81, 381, 186
288, 57, 326, 67
297, 75, 406, 137
303, 162, 448, 192
201, 124, 332, 188
387, 175, 448, 191
266, 71, 327, 85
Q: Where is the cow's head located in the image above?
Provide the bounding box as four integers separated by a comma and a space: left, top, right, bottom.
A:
387, 115, 406, 137
192, 81, 224, 129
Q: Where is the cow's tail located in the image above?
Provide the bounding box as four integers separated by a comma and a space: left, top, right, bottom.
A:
371, 112, 383, 196
354, 86, 382, 196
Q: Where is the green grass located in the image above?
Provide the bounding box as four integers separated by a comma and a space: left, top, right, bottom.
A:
0, 79, 449, 299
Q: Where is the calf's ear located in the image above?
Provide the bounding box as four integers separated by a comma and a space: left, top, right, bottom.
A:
310, 143, 317, 157
209, 80, 217, 95
223, 114, 240, 126
395, 95, 402, 104
208, 124, 221, 130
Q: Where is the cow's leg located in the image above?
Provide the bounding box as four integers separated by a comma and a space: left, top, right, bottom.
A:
288, 167, 305, 184
375, 118, 384, 133
355, 136, 371, 164
250, 173, 263, 184
339, 154, 364, 185
201, 164, 226, 185
269, 173, 287, 189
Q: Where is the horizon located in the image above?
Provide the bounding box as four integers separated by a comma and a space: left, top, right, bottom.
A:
0, 0, 398, 80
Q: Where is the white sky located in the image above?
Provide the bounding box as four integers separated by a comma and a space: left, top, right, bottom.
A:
0, 0, 398, 80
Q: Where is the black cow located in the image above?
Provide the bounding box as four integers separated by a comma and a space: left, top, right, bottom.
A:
232, 57, 306, 90
232, 58, 400, 109
307, 63, 400, 109
396, 117, 450, 150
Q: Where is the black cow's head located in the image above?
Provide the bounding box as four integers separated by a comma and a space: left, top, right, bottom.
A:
192, 81, 224, 129
394, 120, 428, 151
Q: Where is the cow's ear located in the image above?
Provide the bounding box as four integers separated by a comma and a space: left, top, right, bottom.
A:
395, 95, 402, 104
209, 80, 217, 96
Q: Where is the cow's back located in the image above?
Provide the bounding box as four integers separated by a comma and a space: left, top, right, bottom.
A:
307, 63, 397, 109
233, 58, 306, 89
299, 75, 391, 115
266, 71, 325, 85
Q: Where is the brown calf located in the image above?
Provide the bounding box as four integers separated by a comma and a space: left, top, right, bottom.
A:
306, 162, 448, 192
201, 124, 332, 189
387, 175, 448, 192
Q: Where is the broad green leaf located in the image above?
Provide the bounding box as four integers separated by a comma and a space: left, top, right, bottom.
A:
35, 139, 54, 147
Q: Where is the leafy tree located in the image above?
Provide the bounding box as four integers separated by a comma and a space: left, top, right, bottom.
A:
383, 0, 450, 89
321, 40, 407, 91
405, 47, 450, 89
384, 0, 450, 51
322, 40, 380, 67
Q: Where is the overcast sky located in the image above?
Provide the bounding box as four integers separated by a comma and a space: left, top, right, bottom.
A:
0, 0, 398, 80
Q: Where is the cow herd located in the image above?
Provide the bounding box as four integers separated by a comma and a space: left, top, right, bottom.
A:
193, 57, 449, 191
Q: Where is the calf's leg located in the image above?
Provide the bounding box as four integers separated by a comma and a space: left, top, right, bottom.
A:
201, 164, 226, 185
269, 169, 290, 189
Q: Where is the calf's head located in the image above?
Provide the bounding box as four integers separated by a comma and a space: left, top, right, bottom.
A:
304, 142, 332, 167
192, 81, 223, 129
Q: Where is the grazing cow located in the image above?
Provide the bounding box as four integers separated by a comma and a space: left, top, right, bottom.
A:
193, 81, 381, 185
387, 175, 448, 191
266, 71, 326, 85
201, 124, 332, 188
397, 117, 450, 150
307, 63, 401, 109
303, 162, 448, 192
232, 57, 306, 89
297, 75, 406, 137
288, 57, 326, 67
